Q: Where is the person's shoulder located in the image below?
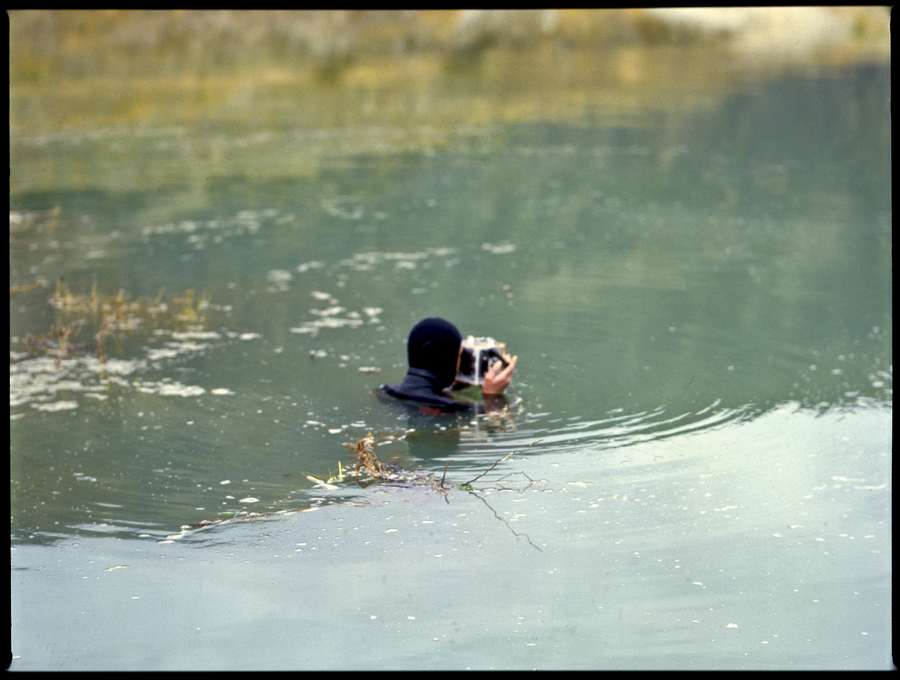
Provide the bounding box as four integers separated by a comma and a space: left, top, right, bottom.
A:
375, 385, 473, 413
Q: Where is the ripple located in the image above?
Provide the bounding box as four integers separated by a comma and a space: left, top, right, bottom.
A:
459, 400, 757, 459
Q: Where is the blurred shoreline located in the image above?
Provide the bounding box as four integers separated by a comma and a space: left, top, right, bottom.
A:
9, 9, 891, 196
10, 9, 889, 84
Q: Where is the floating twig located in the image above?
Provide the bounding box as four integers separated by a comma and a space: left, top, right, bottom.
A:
460, 439, 541, 488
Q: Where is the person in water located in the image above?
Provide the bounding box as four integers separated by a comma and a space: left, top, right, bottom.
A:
378, 317, 517, 414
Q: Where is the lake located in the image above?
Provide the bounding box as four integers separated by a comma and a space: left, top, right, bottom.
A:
9, 40, 892, 670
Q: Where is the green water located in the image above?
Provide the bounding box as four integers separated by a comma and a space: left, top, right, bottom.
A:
10, 53, 891, 669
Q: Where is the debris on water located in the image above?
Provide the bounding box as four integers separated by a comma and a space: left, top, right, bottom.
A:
306, 475, 338, 490
341, 432, 412, 485
168, 434, 544, 548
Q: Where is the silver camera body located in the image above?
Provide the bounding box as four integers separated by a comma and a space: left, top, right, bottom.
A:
456, 335, 508, 386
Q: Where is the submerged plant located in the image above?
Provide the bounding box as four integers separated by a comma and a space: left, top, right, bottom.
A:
13, 275, 214, 368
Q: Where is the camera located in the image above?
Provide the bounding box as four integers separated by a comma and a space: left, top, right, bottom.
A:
456, 336, 509, 386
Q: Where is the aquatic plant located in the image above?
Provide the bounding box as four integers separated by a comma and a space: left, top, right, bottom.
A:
13, 275, 212, 368
24, 320, 85, 369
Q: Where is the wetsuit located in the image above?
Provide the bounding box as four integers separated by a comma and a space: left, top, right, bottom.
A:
379, 367, 473, 413
377, 317, 474, 414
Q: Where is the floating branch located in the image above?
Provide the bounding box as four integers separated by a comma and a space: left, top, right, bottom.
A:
459, 439, 541, 488
171, 434, 545, 549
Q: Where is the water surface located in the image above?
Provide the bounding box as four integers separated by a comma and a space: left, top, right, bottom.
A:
10, 52, 891, 669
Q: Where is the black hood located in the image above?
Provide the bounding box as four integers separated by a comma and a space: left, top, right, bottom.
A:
406, 317, 462, 389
